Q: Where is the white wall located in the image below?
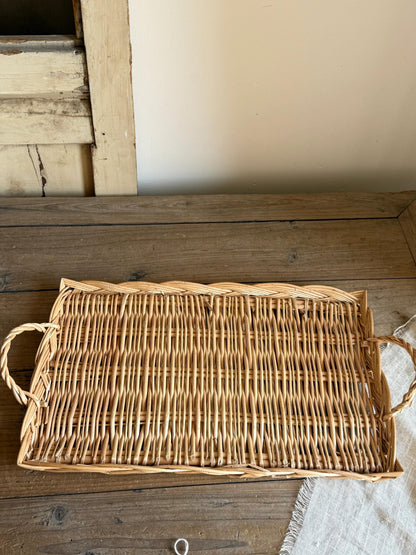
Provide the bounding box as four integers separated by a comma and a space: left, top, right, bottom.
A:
129, 1, 416, 194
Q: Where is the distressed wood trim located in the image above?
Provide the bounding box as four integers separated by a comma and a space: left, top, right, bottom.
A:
0, 44, 88, 98
80, 0, 137, 195
0, 36, 83, 48
0, 98, 93, 145
399, 199, 416, 263
72, 1, 84, 39
0, 145, 93, 197
0, 192, 414, 226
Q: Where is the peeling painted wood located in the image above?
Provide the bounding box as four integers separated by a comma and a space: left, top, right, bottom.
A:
0, 45, 88, 97
0, 97, 93, 145
0, 36, 83, 48
0, 144, 93, 196
81, 0, 137, 195
0, 33, 93, 195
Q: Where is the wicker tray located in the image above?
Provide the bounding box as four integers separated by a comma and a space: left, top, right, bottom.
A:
2, 279, 416, 481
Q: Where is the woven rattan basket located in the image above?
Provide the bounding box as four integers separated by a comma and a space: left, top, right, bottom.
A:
2, 279, 416, 481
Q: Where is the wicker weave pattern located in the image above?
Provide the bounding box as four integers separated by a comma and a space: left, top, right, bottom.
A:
3, 279, 415, 480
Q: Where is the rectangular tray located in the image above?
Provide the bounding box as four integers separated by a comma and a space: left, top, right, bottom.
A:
2, 279, 415, 481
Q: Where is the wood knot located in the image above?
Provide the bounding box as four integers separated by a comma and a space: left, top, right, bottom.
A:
52, 505, 67, 524
288, 251, 298, 264
128, 271, 148, 281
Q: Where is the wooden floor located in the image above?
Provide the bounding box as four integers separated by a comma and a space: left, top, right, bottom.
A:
1, 192, 416, 554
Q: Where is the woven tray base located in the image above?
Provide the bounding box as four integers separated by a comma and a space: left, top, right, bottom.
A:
2, 279, 415, 481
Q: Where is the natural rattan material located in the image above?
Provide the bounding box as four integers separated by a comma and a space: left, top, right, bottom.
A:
2, 279, 416, 481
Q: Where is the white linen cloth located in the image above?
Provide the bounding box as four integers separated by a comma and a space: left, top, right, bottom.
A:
281, 316, 416, 555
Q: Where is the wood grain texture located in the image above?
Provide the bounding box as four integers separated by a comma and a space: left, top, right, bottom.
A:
0, 279, 414, 500
0, 36, 83, 48
0, 219, 414, 293
72, 0, 83, 39
0, 44, 87, 97
0, 34, 93, 196
81, 0, 137, 195
399, 199, 416, 264
0, 483, 297, 554
0, 196, 414, 554
0, 144, 93, 197
0, 97, 93, 145
0, 192, 414, 226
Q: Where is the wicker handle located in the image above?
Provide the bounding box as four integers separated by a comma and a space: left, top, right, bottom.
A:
370, 335, 416, 420
0, 323, 58, 407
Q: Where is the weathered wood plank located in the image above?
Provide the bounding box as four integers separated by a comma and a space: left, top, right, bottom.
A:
0, 45, 87, 97
0, 144, 93, 197
0, 36, 83, 48
0, 192, 414, 225
72, 1, 83, 39
399, 199, 416, 264
0, 34, 92, 195
0, 483, 297, 554
81, 0, 137, 195
0, 97, 93, 145
0, 220, 414, 292
0, 278, 414, 500
0, 198, 412, 554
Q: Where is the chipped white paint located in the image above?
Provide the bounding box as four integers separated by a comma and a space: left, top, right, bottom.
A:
0, 144, 93, 196
0, 41, 88, 97
0, 97, 93, 145
0, 35, 94, 195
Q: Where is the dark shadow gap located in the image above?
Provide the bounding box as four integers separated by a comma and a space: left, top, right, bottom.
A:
0, 1, 75, 35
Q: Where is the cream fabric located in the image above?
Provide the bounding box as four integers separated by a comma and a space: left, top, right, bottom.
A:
281, 316, 416, 555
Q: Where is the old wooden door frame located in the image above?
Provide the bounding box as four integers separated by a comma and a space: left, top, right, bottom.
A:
0, 0, 137, 196
79, 0, 137, 195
